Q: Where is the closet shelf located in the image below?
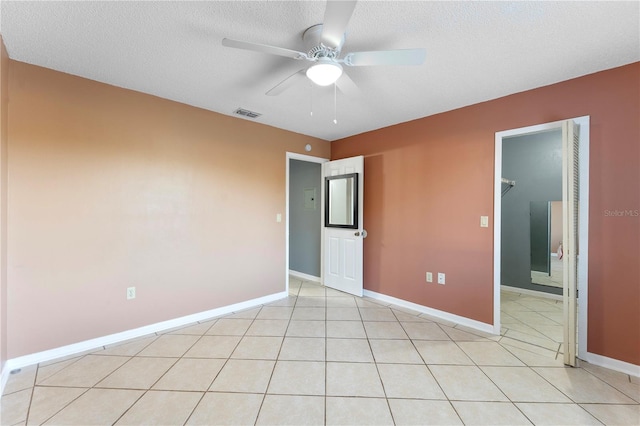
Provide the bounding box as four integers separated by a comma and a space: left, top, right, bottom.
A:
501, 177, 516, 186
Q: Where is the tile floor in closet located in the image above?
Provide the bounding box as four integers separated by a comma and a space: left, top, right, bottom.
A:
2, 277, 638, 425
499, 289, 565, 359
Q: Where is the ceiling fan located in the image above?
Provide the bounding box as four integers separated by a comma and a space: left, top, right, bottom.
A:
222, 0, 426, 96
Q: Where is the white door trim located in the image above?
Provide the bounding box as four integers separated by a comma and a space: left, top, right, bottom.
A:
493, 116, 590, 360
285, 152, 329, 294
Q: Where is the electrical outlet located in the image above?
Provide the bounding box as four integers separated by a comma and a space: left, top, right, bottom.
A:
127, 287, 136, 300
426, 272, 433, 283
437, 273, 445, 285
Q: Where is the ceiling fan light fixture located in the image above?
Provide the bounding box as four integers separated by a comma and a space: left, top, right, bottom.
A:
306, 59, 343, 86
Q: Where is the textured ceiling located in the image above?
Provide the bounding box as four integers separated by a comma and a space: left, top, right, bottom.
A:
1, 1, 638, 141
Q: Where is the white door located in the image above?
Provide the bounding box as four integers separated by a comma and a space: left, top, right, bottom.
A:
323, 156, 364, 296
562, 120, 579, 367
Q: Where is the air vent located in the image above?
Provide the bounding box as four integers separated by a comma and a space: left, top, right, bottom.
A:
234, 108, 262, 119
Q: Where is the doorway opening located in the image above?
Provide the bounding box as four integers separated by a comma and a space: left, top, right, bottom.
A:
494, 117, 590, 365
285, 152, 328, 295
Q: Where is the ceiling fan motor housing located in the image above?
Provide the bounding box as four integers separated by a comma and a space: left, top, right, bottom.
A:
302, 23, 345, 62
308, 44, 339, 61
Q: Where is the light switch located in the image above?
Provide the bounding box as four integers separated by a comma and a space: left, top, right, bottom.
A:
480, 216, 489, 228
276, 213, 282, 223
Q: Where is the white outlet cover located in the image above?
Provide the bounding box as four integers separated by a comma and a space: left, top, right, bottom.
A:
437, 273, 445, 285
127, 287, 136, 299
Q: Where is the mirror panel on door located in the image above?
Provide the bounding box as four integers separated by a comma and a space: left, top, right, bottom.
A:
325, 173, 358, 229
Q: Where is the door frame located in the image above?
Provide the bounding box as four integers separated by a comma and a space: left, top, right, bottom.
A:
285, 152, 329, 294
493, 116, 590, 360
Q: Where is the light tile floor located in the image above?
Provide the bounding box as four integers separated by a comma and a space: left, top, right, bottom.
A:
500, 290, 565, 359
2, 278, 638, 425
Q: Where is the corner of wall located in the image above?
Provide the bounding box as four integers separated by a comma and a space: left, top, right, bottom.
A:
0, 34, 9, 379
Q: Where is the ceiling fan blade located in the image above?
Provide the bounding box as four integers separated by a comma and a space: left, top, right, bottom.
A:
344, 48, 426, 66
321, 0, 357, 49
222, 38, 308, 60
336, 72, 359, 96
266, 69, 308, 96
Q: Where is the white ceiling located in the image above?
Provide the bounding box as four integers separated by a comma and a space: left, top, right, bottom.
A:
1, 1, 638, 141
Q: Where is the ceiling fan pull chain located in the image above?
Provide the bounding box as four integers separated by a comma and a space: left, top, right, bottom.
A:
310, 83, 314, 117
333, 82, 338, 124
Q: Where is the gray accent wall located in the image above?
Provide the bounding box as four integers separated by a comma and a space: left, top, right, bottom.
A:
289, 159, 322, 277
501, 130, 562, 294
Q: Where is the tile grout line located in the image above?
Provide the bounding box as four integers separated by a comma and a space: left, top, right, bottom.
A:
577, 366, 640, 404
20, 365, 37, 425
250, 281, 300, 425
527, 367, 607, 424
98, 320, 209, 425
393, 308, 464, 425
356, 297, 398, 424
29, 358, 93, 426
146, 302, 262, 424
324, 284, 328, 426
32, 352, 87, 386
439, 322, 552, 422
183, 302, 266, 426
394, 310, 458, 420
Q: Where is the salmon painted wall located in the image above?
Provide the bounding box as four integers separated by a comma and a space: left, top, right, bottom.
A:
7, 61, 329, 358
332, 62, 640, 365
0, 36, 9, 370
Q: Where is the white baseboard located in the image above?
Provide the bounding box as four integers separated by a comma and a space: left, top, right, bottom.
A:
363, 289, 639, 379
363, 290, 496, 335
0, 290, 287, 395
501, 285, 563, 301
289, 270, 321, 283
583, 351, 640, 378
0, 362, 11, 395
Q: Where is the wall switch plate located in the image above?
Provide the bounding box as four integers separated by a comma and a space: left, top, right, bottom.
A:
480, 216, 489, 227
426, 272, 433, 283
276, 213, 282, 223
127, 287, 136, 300
437, 273, 445, 285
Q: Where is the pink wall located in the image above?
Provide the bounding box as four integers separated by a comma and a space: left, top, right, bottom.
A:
332, 63, 640, 366
5, 56, 639, 367
7, 61, 329, 358
0, 36, 8, 370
